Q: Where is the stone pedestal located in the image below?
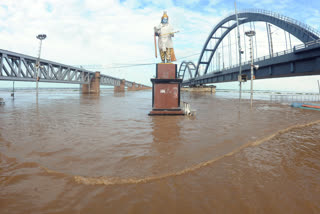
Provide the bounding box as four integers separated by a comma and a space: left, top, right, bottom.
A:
82, 72, 100, 94
149, 63, 184, 116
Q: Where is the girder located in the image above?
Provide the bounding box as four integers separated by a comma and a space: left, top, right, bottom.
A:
178, 61, 196, 81
194, 9, 320, 78
182, 39, 320, 86
0, 49, 148, 88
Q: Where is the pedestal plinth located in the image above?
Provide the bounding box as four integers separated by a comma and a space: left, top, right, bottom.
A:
149, 64, 184, 116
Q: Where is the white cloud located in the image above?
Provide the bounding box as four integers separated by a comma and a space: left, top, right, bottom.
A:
0, 0, 319, 90
0, 0, 221, 85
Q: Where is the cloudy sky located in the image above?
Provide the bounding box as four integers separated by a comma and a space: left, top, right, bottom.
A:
0, 0, 320, 92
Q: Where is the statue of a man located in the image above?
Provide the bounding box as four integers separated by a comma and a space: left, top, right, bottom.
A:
154, 11, 176, 63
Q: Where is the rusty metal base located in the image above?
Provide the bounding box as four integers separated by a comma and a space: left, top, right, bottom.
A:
148, 108, 184, 116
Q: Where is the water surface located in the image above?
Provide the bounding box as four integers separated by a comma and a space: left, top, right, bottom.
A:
1, 89, 320, 213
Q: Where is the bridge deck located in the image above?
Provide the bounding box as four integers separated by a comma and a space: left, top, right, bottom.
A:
183, 40, 320, 86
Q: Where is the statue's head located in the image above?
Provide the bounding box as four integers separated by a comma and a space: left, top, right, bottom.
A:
161, 11, 168, 24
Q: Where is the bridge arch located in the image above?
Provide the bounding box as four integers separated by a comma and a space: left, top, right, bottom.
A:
194, 9, 320, 77
178, 61, 196, 80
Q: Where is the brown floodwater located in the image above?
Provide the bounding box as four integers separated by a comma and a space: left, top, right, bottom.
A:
0, 89, 320, 213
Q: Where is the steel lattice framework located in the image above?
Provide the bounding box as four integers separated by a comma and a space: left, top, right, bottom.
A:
182, 39, 320, 87
178, 61, 197, 79
0, 49, 146, 88
192, 9, 320, 78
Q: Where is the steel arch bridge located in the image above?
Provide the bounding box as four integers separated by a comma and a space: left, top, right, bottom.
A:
178, 61, 197, 79
179, 9, 320, 85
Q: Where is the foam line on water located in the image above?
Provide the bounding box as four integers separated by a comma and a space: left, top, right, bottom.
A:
3, 120, 320, 186
72, 119, 320, 186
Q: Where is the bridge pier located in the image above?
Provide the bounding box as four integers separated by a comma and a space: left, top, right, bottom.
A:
136, 84, 144, 90
82, 72, 100, 94
114, 79, 125, 92
139, 84, 148, 90
138, 84, 146, 90
143, 85, 152, 90
128, 82, 137, 91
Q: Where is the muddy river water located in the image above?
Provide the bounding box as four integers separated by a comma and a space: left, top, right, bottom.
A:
0, 89, 320, 213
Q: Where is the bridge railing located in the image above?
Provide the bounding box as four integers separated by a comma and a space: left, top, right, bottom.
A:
294, 39, 320, 51
223, 9, 320, 38
241, 9, 320, 38
0, 49, 92, 84
223, 8, 320, 39
199, 38, 320, 76
0, 49, 149, 88
271, 94, 320, 103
